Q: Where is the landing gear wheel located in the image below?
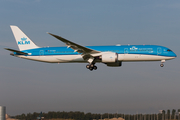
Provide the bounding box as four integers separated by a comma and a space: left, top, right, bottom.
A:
93, 66, 97, 70
89, 67, 93, 71
86, 64, 90, 69
90, 64, 94, 68
86, 64, 97, 71
160, 64, 164, 67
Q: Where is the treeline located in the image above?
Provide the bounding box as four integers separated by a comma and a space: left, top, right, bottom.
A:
14, 109, 180, 120
15, 111, 116, 120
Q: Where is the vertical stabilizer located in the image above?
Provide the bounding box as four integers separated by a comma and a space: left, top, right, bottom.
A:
10, 25, 39, 51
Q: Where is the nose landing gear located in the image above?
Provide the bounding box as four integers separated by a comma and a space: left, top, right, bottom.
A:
160, 60, 165, 67
160, 64, 164, 67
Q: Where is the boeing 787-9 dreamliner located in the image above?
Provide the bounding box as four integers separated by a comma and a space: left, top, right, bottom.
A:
5, 26, 177, 71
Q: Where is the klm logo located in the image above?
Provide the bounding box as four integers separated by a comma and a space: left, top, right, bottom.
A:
18, 37, 30, 45
130, 46, 138, 50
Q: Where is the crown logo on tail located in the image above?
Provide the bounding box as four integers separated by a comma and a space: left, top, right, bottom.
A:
21, 37, 27, 41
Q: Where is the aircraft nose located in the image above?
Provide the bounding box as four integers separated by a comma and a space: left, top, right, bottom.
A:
173, 52, 177, 58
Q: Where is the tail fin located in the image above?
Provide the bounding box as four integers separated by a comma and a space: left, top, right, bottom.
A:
10, 25, 39, 51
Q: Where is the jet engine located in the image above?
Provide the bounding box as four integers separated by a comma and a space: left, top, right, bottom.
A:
101, 52, 122, 67
101, 52, 118, 63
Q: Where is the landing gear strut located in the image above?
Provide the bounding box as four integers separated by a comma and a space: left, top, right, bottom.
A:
86, 64, 97, 71
160, 60, 165, 67
86, 57, 98, 71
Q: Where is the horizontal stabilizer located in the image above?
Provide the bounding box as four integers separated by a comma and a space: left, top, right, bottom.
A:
4, 48, 28, 55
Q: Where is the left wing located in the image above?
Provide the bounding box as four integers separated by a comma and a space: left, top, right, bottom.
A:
47, 33, 100, 54
47, 33, 101, 60
4, 48, 28, 55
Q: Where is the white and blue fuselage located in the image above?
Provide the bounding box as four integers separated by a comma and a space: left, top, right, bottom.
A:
18, 45, 176, 63
6, 26, 177, 71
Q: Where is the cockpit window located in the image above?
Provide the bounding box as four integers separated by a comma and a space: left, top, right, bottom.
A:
167, 49, 172, 52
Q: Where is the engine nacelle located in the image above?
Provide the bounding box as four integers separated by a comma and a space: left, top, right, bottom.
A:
101, 52, 118, 63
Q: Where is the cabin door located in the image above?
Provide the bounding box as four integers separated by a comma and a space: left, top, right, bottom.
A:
124, 48, 128, 54
157, 47, 162, 55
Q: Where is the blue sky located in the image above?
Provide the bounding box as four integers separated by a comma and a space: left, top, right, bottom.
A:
0, 0, 180, 116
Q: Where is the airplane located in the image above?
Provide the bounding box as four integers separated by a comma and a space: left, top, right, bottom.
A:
37, 112, 44, 120
5, 25, 177, 71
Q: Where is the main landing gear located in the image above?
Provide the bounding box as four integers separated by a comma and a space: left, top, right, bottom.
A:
86, 64, 97, 71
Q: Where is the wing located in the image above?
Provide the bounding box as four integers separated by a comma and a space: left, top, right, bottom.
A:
47, 33, 101, 61
47, 33, 100, 54
4, 48, 28, 55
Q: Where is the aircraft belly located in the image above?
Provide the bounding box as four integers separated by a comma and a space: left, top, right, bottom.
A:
17, 55, 85, 63
17, 56, 58, 63
54, 55, 85, 62
121, 54, 175, 61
